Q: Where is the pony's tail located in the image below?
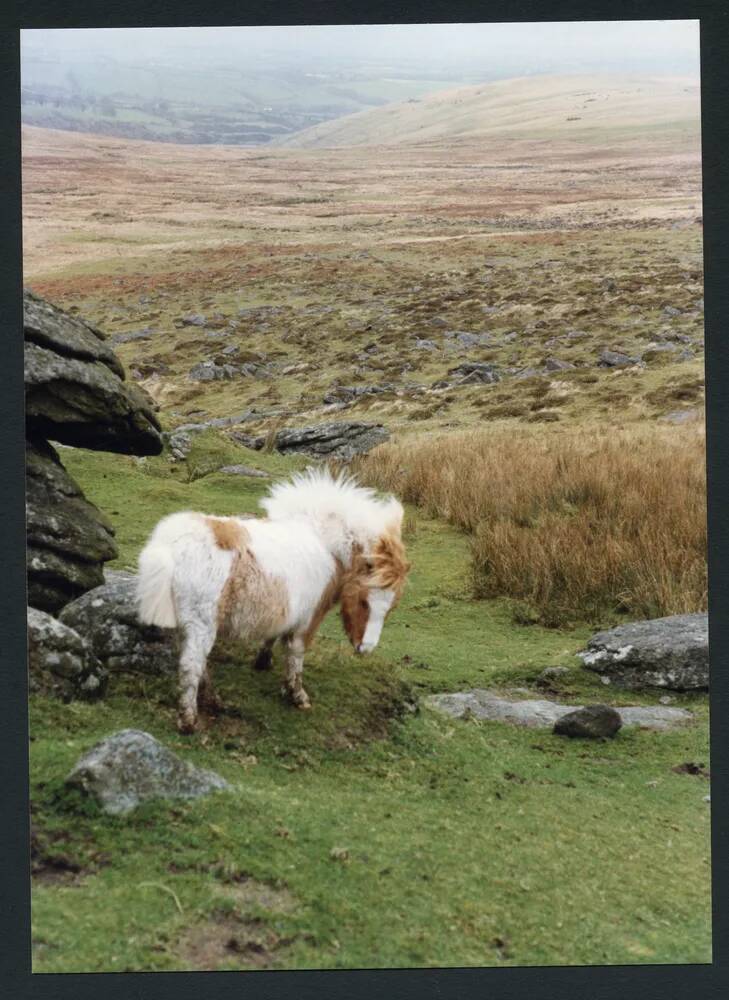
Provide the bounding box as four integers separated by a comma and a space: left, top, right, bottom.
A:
136, 542, 177, 628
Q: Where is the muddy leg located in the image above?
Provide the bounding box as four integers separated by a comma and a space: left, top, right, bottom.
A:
253, 638, 275, 672
178, 623, 216, 733
281, 634, 311, 709
197, 665, 224, 715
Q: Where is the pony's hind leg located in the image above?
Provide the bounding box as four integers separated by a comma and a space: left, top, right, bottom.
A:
178, 621, 217, 733
281, 634, 311, 709
253, 638, 275, 672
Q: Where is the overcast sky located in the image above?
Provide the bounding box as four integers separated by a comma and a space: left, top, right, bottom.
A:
22, 21, 700, 77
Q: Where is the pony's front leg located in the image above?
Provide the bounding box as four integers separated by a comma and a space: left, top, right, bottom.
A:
178, 622, 217, 733
282, 634, 311, 709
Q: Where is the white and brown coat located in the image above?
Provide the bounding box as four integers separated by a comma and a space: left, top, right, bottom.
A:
137, 469, 410, 732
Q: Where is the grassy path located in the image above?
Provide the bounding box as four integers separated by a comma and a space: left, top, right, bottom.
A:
30, 448, 711, 970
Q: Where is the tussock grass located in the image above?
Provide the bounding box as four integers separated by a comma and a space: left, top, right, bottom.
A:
357, 424, 707, 626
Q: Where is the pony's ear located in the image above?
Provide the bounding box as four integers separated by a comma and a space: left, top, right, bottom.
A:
384, 498, 404, 535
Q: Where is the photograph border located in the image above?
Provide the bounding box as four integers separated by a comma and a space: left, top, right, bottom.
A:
2, 1, 728, 997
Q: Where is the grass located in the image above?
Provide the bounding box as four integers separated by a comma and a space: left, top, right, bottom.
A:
356, 422, 707, 627
31, 446, 711, 971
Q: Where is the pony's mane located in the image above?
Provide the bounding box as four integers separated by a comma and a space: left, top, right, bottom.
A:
259, 468, 403, 552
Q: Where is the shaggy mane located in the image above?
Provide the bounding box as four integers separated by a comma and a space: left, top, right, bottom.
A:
259, 468, 403, 549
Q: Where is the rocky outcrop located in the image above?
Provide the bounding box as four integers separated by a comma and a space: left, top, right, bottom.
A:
27, 606, 108, 700
59, 572, 178, 676
275, 422, 389, 459
425, 689, 692, 731
25, 291, 162, 455
66, 730, 230, 815
232, 421, 390, 460
26, 437, 118, 611
25, 291, 163, 612
577, 613, 709, 690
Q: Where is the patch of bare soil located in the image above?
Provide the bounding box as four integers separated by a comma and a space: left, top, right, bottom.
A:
31, 822, 108, 887
178, 913, 292, 970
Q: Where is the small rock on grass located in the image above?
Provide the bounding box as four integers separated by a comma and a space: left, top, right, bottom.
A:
66, 729, 230, 815
553, 704, 622, 739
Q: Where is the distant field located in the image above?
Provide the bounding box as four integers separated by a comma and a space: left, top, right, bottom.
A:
276, 74, 701, 148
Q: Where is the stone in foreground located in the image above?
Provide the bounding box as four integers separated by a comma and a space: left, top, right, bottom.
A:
27, 606, 108, 700
425, 690, 692, 731
66, 729, 230, 815
553, 704, 622, 739
59, 572, 178, 676
577, 613, 708, 690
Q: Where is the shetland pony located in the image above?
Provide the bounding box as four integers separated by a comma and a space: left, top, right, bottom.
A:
136, 469, 410, 733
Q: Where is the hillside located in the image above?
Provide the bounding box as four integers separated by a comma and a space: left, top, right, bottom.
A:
275, 74, 701, 148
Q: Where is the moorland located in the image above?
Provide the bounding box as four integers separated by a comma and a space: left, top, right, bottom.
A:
24, 73, 710, 971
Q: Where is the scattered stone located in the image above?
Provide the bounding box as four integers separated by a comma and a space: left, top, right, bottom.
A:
218, 465, 270, 478
59, 574, 178, 676
66, 730, 229, 815
189, 361, 239, 382
553, 704, 622, 739
577, 613, 708, 690
662, 305, 683, 317
537, 666, 570, 685
598, 349, 641, 368
111, 328, 155, 345
544, 357, 576, 372
447, 361, 500, 385
323, 383, 398, 405
27, 606, 107, 700
414, 339, 438, 351
425, 689, 692, 731
445, 331, 491, 348
180, 312, 207, 327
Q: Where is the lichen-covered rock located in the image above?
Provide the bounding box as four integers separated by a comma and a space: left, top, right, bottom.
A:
273, 421, 390, 459
425, 689, 692, 731
66, 730, 229, 815
577, 613, 708, 690
27, 606, 107, 700
26, 438, 117, 612
553, 704, 622, 739
59, 573, 178, 676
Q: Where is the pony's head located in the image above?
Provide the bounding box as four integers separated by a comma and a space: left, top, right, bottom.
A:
341, 512, 411, 654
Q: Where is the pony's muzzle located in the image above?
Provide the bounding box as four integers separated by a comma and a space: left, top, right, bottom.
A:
356, 641, 376, 655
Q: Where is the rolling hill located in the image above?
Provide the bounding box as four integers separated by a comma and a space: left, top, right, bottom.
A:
275, 74, 701, 148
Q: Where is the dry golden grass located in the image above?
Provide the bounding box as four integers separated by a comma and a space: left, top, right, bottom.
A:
356, 423, 707, 626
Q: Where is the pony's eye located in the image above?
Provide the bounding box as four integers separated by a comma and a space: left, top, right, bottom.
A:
359, 598, 369, 610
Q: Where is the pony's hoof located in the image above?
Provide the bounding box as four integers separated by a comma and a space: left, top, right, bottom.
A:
281, 686, 312, 709
177, 713, 198, 735
293, 690, 312, 710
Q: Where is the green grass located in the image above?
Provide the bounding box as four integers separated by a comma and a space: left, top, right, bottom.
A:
31, 447, 711, 971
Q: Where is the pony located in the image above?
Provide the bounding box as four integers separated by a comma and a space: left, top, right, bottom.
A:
136, 468, 411, 733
